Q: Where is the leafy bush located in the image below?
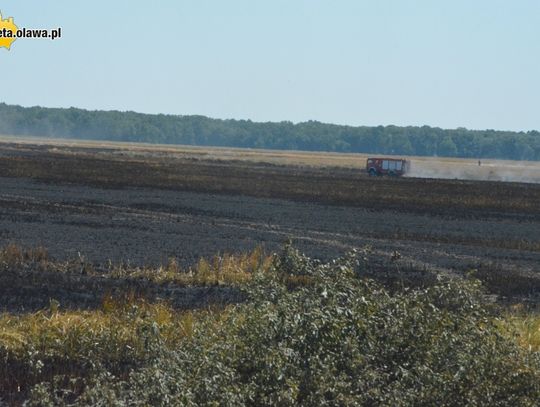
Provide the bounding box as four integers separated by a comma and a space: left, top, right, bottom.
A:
24, 245, 540, 406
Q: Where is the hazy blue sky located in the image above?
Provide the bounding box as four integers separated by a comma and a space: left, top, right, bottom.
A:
1, 1, 539, 131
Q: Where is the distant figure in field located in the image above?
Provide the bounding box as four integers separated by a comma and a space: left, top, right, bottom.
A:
478, 160, 482, 166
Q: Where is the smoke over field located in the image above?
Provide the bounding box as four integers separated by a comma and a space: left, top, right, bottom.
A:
406, 158, 540, 184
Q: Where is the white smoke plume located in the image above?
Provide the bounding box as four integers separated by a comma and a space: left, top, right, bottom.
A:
405, 158, 540, 184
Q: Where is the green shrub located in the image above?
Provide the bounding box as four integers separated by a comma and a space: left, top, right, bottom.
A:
25, 245, 540, 406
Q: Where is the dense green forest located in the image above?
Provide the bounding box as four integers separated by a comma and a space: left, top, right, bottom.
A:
0, 103, 539, 160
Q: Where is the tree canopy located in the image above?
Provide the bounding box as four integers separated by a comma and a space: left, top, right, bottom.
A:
0, 103, 538, 160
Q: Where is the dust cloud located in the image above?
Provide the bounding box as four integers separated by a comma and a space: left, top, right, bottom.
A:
405, 159, 540, 184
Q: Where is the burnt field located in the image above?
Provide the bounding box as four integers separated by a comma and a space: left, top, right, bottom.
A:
0, 140, 540, 305
2, 140, 540, 404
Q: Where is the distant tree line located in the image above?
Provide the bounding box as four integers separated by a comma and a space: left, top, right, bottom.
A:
0, 102, 538, 160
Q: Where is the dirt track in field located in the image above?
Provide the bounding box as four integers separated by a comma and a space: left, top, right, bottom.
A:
0, 140, 540, 304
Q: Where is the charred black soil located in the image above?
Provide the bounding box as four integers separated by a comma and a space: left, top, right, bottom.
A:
0, 141, 539, 307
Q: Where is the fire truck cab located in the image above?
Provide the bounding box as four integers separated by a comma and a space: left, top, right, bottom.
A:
366, 157, 409, 177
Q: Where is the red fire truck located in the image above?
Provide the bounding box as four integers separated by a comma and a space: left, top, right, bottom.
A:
366, 157, 409, 177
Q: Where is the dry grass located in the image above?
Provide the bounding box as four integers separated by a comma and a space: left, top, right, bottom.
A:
0, 296, 206, 402
0, 300, 186, 354
501, 307, 540, 352
0, 244, 49, 265
0, 243, 272, 287
0, 245, 276, 401
108, 246, 273, 286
